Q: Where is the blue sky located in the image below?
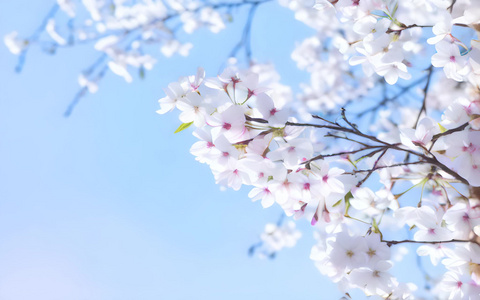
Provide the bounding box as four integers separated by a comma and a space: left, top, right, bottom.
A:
0, 1, 356, 299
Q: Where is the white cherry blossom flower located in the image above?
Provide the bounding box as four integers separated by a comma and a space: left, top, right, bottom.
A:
156, 80, 190, 114
257, 221, 302, 258
46, 19, 67, 45
57, 0, 75, 18
431, 41, 468, 82
190, 127, 220, 164
427, 14, 452, 44
349, 260, 394, 296
78, 74, 98, 93
375, 61, 412, 85
400, 116, 438, 150
4, 31, 26, 55
207, 104, 247, 143
176, 92, 213, 127
328, 231, 368, 271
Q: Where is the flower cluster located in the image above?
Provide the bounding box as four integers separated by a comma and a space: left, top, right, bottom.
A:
281, 0, 480, 115
158, 60, 480, 297
310, 231, 418, 298
157, 65, 353, 225
251, 221, 302, 259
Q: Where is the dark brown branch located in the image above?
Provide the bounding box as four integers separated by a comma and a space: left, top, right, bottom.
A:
432, 122, 469, 141
341, 107, 360, 133
285, 121, 390, 146
386, 24, 433, 34
285, 115, 470, 185
356, 149, 388, 187
303, 145, 383, 165
245, 115, 268, 123
383, 239, 473, 247
350, 161, 427, 173
448, 0, 457, 13
357, 75, 429, 118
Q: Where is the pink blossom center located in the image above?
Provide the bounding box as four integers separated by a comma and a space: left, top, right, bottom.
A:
428, 228, 435, 235
465, 105, 473, 115
270, 108, 278, 116
303, 183, 310, 190
322, 175, 329, 182
222, 152, 229, 157
450, 55, 456, 62
223, 122, 232, 130
462, 143, 476, 154
352, 0, 360, 5
206, 142, 214, 148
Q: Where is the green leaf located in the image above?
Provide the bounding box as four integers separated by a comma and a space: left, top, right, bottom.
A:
438, 122, 447, 133
174, 121, 193, 133
382, 10, 392, 20
372, 218, 380, 233
371, 217, 383, 240
371, 10, 389, 18
354, 156, 367, 165
332, 199, 343, 207
355, 150, 379, 164
346, 156, 357, 170
344, 191, 353, 216
392, 2, 399, 16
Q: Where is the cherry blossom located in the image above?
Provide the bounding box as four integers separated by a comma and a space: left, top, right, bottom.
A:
8, 0, 480, 298
254, 221, 302, 258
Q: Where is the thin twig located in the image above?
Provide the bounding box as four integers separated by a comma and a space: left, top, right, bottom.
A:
356, 149, 388, 187
413, 65, 434, 129
383, 239, 473, 247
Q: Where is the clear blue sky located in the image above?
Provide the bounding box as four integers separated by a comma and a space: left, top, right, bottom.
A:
0, 1, 432, 299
